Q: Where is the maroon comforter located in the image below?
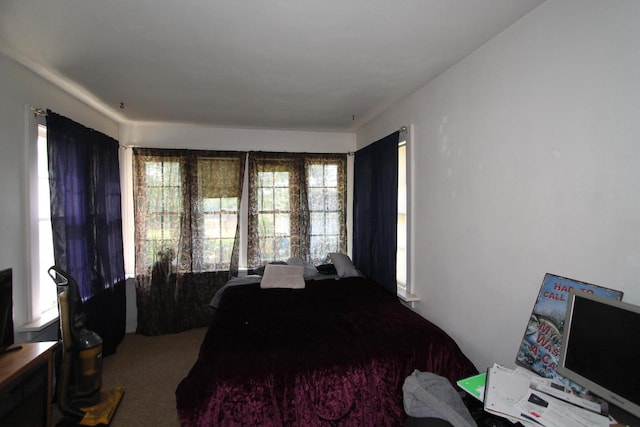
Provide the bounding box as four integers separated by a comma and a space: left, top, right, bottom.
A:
176, 277, 476, 426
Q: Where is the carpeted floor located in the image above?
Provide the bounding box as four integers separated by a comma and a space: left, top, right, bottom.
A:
54, 327, 207, 426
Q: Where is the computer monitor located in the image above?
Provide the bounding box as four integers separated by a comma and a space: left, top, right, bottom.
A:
558, 289, 640, 420
0, 268, 14, 353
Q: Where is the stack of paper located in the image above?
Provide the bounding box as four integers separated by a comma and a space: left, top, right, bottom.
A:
482, 364, 611, 427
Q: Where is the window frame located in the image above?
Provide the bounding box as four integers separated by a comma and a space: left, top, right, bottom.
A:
133, 149, 246, 275
24, 112, 58, 329
247, 152, 347, 268
396, 126, 417, 302
306, 157, 346, 265
252, 160, 300, 263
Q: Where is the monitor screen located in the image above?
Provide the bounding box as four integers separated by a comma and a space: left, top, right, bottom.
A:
0, 268, 14, 352
558, 289, 640, 419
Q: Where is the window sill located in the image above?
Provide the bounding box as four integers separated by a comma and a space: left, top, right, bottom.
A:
19, 307, 59, 332
397, 289, 419, 302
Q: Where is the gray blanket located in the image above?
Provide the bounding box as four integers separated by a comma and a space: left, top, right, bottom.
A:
403, 370, 477, 427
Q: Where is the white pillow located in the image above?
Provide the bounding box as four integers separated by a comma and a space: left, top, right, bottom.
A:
260, 264, 306, 289
328, 253, 361, 278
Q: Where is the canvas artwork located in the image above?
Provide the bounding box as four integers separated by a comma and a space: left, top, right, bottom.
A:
516, 273, 623, 391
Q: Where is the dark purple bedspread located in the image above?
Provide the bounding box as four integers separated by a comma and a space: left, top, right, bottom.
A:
176, 277, 477, 426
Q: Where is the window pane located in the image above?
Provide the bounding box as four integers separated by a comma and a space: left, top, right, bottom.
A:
274, 171, 289, 187
204, 215, 221, 238
221, 197, 237, 211
274, 188, 289, 210
274, 213, 290, 235
310, 212, 324, 235
325, 212, 339, 234
276, 237, 290, 259
145, 187, 181, 212
202, 198, 221, 212
308, 165, 323, 187
38, 177, 51, 219
163, 163, 181, 186
325, 188, 338, 210
220, 239, 233, 262
310, 236, 324, 261
202, 239, 217, 263
220, 214, 237, 238
308, 188, 324, 210
259, 188, 273, 211
325, 235, 339, 252
145, 162, 164, 185
258, 171, 273, 187
324, 164, 338, 187
258, 214, 274, 235
260, 237, 275, 260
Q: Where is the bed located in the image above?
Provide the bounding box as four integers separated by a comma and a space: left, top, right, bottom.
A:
175, 275, 477, 426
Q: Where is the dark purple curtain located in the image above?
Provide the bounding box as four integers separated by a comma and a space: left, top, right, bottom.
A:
353, 131, 399, 295
46, 111, 126, 356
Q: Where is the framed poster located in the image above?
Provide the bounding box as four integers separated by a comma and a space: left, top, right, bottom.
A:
515, 273, 623, 390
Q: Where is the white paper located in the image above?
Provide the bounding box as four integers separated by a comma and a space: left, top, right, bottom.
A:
483, 364, 610, 427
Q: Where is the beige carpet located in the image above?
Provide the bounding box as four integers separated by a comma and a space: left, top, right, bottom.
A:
54, 327, 207, 426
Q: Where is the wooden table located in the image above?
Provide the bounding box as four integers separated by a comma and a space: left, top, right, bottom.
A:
0, 341, 58, 427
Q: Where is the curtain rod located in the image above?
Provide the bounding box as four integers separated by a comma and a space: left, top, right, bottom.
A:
31, 107, 409, 135
30, 107, 47, 117
29, 107, 129, 149
348, 125, 408, 156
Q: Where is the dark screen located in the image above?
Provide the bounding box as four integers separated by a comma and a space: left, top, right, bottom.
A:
564, 295, 640, 405
0, 268, 14, 351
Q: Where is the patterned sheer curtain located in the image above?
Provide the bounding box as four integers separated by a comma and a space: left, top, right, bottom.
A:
304, 153, 348, 264
133, 148, 246, 335
248, 152, 347, 268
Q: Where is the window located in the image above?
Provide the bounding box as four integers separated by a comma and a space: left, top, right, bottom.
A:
307, 160, 343, 263
25, 122, 58, 328
256, 168, 294, 261
133, 149, 245, 275
36, 125, 58, 315
139, 157, 182, 270
134, 150, 346, 275
248, 152, 347, 267
396, 141, 407, 291
198, 157, 241, 270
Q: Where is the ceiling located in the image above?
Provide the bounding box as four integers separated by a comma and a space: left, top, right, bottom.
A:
0, 0, 544, 132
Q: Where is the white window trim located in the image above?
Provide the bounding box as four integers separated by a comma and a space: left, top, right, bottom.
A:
22, 107, 58, 331
397, 124, 417, 302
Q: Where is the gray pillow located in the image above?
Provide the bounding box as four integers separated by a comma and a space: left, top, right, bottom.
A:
286, 257, 318, 279
328, 253, 361, 278
253, 261, 287, 276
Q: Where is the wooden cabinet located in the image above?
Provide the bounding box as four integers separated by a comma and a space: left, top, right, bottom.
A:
0, 342, 57, 427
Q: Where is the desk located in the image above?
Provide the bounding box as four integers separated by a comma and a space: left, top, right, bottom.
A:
0, 342, 57, 427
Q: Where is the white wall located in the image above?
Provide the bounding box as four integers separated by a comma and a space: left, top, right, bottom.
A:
358, 0, 640, 372
0, 53, 119, 333
120, 122, 355, 153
